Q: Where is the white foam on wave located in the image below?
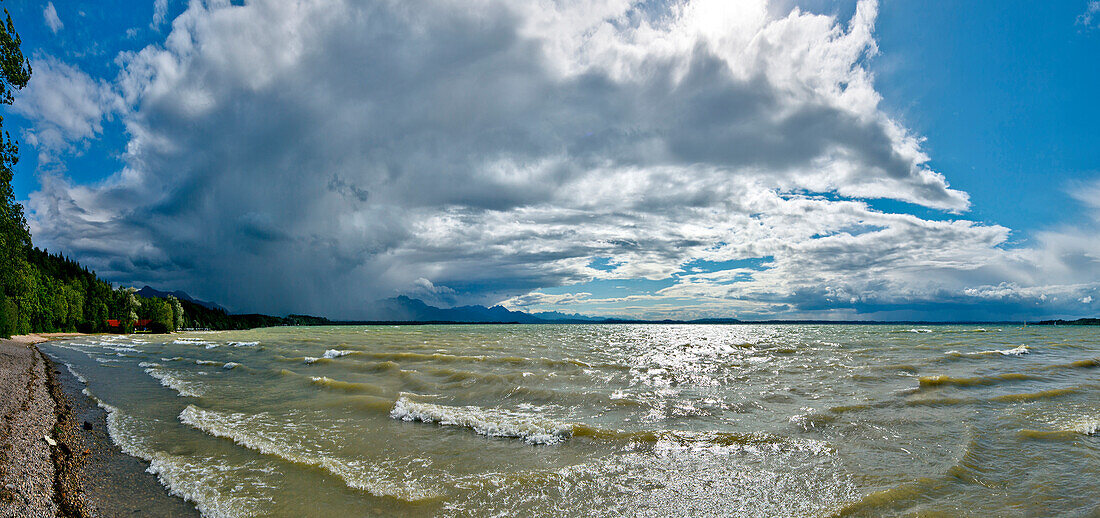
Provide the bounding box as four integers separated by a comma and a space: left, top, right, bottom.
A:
179, 405, 438, 501
61, 362, 88, 384
1071, 418, 1099, 435
222, 362, 241, 370
174, 339, 216, 347
323, 349, 352, 359
81, 390, 262, 517
196, 360, 221, 366
390, 395, 572, 445
995, 345, 1030, 356
909, 328, 933, 334
144, 367, 205, 397
228, 341, 259, 347
95, 344, 140, 353
303, 356, 320, 364
946, 345, 1030, 358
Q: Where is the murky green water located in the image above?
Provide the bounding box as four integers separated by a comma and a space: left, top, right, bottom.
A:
40, 324, 1100, 517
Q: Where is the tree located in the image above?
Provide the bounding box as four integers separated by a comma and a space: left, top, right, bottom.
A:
0, 1, 31, 338
121, 288, 140, 333
168, 295, 184, 331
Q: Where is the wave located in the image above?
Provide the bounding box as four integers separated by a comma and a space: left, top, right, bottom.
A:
95, 344, 141, 353
789, 412, 837, 431
420, 365, 530, 384
228, 341, 259, 347
1035, 358, 1099, 371
832, 476, 945, 517
144, 366, 205, 397
222, 362, 241, 370
81, 388, 258, 517
300, 354, 358, 365
391, 396, 572, 445
569, 425, 830, 454
309, 376, 388, 396
944, 345, 1029, 358
1018, 418, 1098, 440
1017, 429, 1079, 441
990, 387, 1078, 402
1070, 418, 1099, 435
388, 396, 821, 454
328, 394, 396, 413
63, 362, 87, 384
179, 405, 439, 501
903, 396, 974, 407
917, 372, 1039, 389
173, 338, 215, 347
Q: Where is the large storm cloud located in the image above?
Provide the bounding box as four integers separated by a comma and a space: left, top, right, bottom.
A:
15, 0, 1100, 319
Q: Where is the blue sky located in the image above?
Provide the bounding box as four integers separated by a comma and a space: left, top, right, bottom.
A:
4, 0, 1100, 320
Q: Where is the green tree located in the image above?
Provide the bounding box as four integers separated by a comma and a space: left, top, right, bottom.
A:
139, 296, 172, 333
121, 288, 140, 333
168, 295, 184, 331
0, 1, 31, 338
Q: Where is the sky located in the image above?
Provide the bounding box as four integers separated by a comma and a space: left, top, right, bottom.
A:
3, 0, 1099, 321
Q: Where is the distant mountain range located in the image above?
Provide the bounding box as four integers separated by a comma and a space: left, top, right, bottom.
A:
134, 288, 605, 323
359, 295, 604, 323
136, 286, 228, 313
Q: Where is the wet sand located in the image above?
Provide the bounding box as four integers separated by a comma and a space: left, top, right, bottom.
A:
0, 336, 199, 517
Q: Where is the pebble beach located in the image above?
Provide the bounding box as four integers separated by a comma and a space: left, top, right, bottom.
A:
0, 335, 198, 517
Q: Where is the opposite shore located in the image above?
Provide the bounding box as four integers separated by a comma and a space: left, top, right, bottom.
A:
0, 334, 198, 517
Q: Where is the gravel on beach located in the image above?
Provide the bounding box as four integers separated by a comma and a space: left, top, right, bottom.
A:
0, 336, 199, 517
0, 338, 61, 518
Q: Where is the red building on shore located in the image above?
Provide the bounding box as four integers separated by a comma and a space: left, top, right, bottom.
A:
105, 319, 153, 331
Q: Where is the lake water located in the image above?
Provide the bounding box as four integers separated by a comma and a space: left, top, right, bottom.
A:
40, 324, 1100, 517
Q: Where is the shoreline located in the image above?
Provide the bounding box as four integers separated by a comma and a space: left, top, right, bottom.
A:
0, 335, 199, 517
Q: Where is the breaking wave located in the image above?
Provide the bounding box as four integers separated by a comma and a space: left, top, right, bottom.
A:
144, 366, 205, 397
390, 396, 573, 445
944, 345, 1030, 358
179, 405, 439, 501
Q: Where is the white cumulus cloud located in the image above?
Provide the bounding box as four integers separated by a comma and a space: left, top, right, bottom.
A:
13, 58, 122, 164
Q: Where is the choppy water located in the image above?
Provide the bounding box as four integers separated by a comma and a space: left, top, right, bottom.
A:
40, 324, 1100, 517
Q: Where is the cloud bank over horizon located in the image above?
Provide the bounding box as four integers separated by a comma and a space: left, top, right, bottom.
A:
12, 0, 1100, 320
